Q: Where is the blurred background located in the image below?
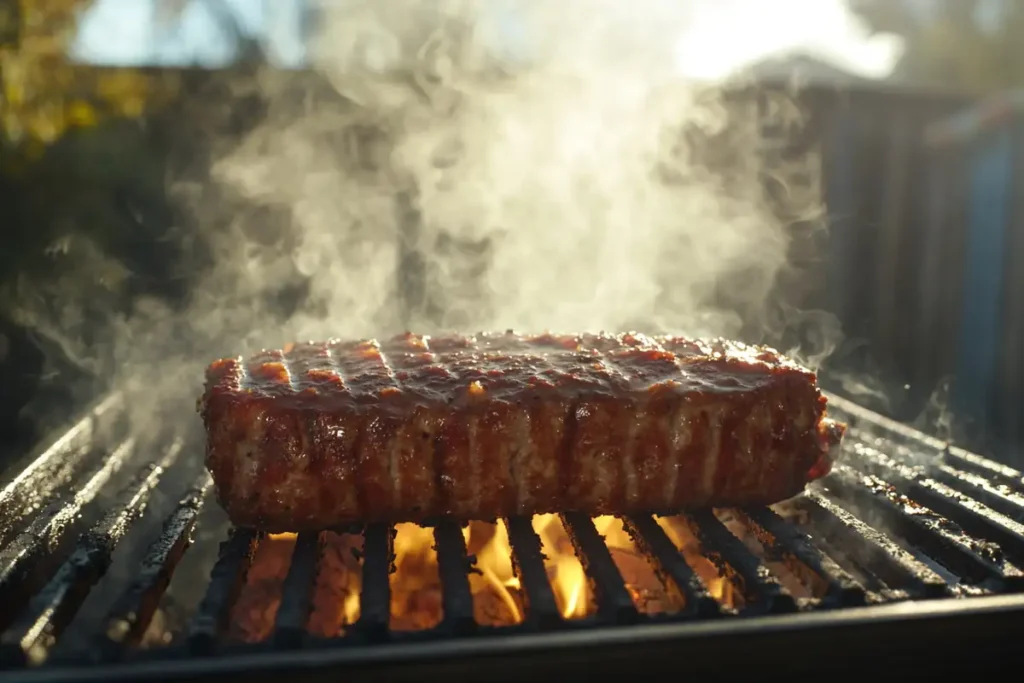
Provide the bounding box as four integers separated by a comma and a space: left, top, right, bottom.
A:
0, 0, 1021, 466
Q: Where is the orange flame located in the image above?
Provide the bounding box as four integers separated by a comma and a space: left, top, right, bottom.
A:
226, 510, 798, 641
655, 517, 736, 607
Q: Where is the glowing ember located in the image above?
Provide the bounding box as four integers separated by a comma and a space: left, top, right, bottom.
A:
532, 514, 685, 617
389, 523, 442, 631
228, 533, 297, 643
465, 521, 524, 625
226, 509, 807, 641
655, 516, 738, 608
533, 514, 592, 618
308, 532, 363, 636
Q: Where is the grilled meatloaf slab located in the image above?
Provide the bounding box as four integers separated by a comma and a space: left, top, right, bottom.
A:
200, 332, 845, 532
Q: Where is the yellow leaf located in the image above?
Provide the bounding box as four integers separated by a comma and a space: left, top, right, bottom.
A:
66, 99, 96, 127
3, 112, 24, 143
1, 0, 180, 164
116, 95, 145, 118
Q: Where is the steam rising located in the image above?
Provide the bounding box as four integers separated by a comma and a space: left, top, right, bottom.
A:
206, 0, 797, 344
15, 0, 851, 432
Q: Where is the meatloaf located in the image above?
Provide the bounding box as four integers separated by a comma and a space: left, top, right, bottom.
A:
200, 331, 845, 532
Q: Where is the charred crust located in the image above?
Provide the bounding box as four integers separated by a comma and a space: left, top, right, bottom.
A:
200, 333, 847, 529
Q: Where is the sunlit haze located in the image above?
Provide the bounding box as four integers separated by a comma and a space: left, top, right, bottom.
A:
672, 0, 902, 80
72, 0, 901, 80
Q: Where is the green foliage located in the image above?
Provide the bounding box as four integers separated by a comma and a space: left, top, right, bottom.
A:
0, 0, 179, 172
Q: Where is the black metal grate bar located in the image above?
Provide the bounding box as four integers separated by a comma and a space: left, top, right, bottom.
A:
432, 521, 475, 634
942, 444, 1024, 491
186, 529, 263, 654
800, 492, 949, 597
5, 391, 1024, 676
905, 477, 1024, 564
559, 513, 638, 623
620, 515, 721, 617
825, 467, 1024, 589
676, 511, 797, 615
355, 524, 393, 640
272, 533, 322, 647
99, 471, 212, 659
849, 441, 1024, 565
0, 438, 138, 629
728, 507, 867, 608
0, 441, 182, 668
0, 393, 123, 547
503, 516, 561, 627
826, 403, 1024, 496
930, 464, 1024, 522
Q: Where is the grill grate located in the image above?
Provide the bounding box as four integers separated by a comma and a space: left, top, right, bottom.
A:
0, 393, 1023, 680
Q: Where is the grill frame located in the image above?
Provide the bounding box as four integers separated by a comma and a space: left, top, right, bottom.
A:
1, 392, 1023, 680
3, 594, 1021, 682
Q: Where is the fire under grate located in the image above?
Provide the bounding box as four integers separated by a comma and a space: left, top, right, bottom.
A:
1, 393, 1023, 681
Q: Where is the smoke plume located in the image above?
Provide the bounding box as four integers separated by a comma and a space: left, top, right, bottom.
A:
197, 0, 813, 346
12, 0, 857, 434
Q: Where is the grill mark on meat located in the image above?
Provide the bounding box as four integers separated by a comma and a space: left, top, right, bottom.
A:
247, 349, 288, 395
387, 335, 440, 517
234, 356, 253, 392
622, 414, 641, 507
389, 334, 449, 517
411, 336, 440, 518
597, 351, 637, 510
315, 342, 348, 389
628, 336, 665, 510
613, 336, 683, 508
745, 400, 772, 499
202, 332, 844, 529
233, 408, 265, 511
698, 410, 719, 502
468, 414, 481, 517
473, 403, 513, 517
432, 421, 449, 515
376, 344, 402, 512
328, 339, 402, 516
509, 410, 529, 514
674, 408, 708, 505
350, 417, 372, 517
651, 337, 701, 508
328, 339, 384, 398
288, 343, 326, 379
510, 332, 568, 514
403, 336, 452, 517
298, 343, 360, 521
558, 401, 579, 512
712, 408, 740, 500
324, 344, 346, 386
280, 347, 298, 394
660, 399, 686, 508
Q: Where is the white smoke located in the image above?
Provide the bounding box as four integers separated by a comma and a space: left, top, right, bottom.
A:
8, 0, 902, 430
195, 0, 811, 350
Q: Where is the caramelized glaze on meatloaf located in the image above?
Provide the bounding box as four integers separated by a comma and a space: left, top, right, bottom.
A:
200, 331, 845, 532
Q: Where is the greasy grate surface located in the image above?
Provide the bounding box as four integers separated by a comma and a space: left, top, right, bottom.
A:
0, 392, 1023, 676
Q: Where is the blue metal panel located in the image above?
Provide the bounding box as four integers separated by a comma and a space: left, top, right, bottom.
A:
824, 108, 857, 321
917, 151, 951, 325
953, 128, 1014, 420
997, 123, 1024, 454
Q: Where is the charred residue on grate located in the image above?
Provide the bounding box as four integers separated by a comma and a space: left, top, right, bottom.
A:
1, 393, 1024, 671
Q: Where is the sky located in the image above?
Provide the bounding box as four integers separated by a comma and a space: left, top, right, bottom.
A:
70, 0, 901, 80
71, 0, 307, 67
